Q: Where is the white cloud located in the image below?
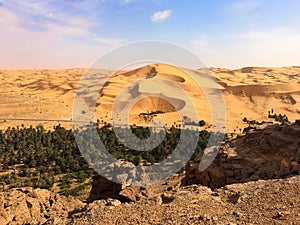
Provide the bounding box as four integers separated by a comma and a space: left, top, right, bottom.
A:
151, 9, 172, 23
191, 28, 300, 69
0, 0, 98, 35
192, 36, 209, 52
122, 0, 135, 4
231, 29, 300, 67
68, 0, 105, 10
1, 0, 57, 20
94, 37, 125, 45
228, 28, 300, 51
0, 6, 124, 69
229, 0, 261, 15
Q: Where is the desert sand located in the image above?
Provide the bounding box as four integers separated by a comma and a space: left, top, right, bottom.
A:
0, 64, 299, 133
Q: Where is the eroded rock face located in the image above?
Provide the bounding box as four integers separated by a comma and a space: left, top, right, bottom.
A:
0, 187, 84, 225
88, 173, 183, 202
183, 123, 300, 189
87, 158, 184, 203
88, 174, 126, 202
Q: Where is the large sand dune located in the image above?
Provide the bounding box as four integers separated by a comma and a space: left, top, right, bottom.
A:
0, 65, 299, 133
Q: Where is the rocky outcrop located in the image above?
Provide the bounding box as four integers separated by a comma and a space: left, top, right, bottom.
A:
2, 176, 300, 224
71, 175, 300, 224
0, 187, 84, 225
183, 123, 300, 189
88, 175, 126, 202
88, 158, 184, 202
87, 160, 149, 202
88, 173, 183, 202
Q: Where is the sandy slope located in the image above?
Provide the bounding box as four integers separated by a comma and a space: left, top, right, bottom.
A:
0, 65, 299, 132
212, 66, 300, 133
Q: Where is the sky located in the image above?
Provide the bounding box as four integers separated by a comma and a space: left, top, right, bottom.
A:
0, 0, 300, 69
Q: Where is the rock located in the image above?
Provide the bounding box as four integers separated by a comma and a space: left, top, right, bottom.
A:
1, 175, 300, 224
89, 172, 183, 203
232, 210, 242, 217
273, 211, 290, 220
227, 192, 241, 204
279, 159, 290, 177
161, 193, 175, 204
87, 174, 126, 202
211, 216, 218, 221
291, 161, 300, 173
183, 123, 300, 189
106, 199, 121, 207
211, 192, 219, 197
0, 187, 84, 225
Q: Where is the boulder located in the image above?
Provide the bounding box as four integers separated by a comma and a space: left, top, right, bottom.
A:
0, 187, 84, 225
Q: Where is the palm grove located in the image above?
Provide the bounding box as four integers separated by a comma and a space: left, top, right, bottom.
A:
0, 122, 212, 198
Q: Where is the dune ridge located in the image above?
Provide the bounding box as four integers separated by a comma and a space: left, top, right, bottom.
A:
0, 64, 299, 132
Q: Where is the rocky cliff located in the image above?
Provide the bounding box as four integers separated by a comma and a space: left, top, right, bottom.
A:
183, 122, 300, 189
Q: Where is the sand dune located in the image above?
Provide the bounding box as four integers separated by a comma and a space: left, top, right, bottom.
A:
226, 83, 299, 96
0, 65, 299, 133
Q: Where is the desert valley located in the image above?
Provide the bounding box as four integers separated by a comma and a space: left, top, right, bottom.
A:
1, 0, 300, 224
0, 65, 300, 224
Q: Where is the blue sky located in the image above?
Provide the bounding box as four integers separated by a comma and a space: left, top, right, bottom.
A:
0, 0, 299, 69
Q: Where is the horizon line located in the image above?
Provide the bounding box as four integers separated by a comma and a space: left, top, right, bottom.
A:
0, 64, 300, 71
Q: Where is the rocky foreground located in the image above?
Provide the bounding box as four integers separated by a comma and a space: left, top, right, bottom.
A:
1, 122, 300, 224
1, 176, 300, 224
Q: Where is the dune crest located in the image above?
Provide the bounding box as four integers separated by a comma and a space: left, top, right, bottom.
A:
0, 64, 299, 132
